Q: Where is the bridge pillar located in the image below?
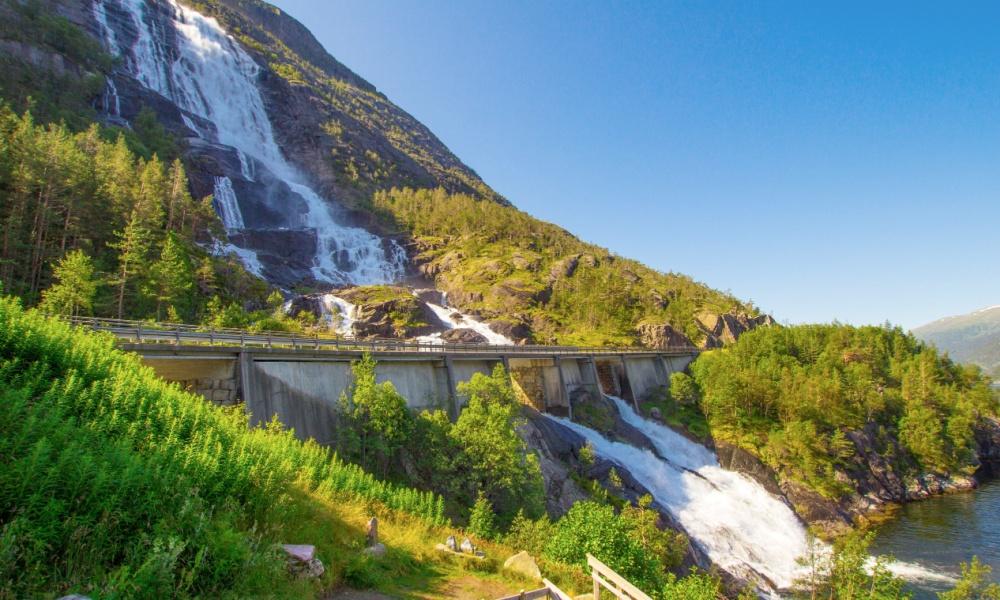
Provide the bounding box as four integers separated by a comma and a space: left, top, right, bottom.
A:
554, 356, 571, 420
443, 356, 459, 421
238, 351, 254, 407
620, 354, 639, 411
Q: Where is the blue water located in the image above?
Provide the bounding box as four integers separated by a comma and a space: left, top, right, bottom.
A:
872, 478, 1000, 598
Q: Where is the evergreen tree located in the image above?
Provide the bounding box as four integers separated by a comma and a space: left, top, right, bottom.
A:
38, 249, 99, 316
150, 232, 195, 321
109, 210, 151, 319
467, 491, 497, 540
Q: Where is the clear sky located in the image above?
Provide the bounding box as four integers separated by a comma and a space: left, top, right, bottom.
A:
270, 0, 999, 329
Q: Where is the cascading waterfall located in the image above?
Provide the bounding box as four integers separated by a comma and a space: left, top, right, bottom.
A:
552, 398, 811, 592
320, 294, 355, 337
412, 291, 516, 345
237, 149, 255, 181
213, 176, 245, 231
551, 396, 954, 595
91, 0, 407, 285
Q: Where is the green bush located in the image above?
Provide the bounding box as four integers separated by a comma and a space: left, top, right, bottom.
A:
543, 501, 666, 594
467, 492, 498, 541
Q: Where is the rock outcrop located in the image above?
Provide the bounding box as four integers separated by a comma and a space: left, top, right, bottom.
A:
439, 328, 487, 344
696, 312, 776, 348
636, 323, 695, 350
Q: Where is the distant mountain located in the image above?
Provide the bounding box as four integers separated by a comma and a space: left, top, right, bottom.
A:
912, 305, 1000, 378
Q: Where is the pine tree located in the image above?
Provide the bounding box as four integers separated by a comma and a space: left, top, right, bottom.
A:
109, 210, 151, 319
150, 232, 195, 321
165, 159, 194, 234
468, 491, 497, 540
38, 249, 99, 317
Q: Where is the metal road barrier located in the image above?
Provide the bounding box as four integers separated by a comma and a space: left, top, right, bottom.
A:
61, 316, 701, 357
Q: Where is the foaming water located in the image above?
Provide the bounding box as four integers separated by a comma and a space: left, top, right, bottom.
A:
416, 296, 515, 345
552, 397, 813, 590
92, 0, 406, 285
320, 295, 355, 337
552, 396, 953, 594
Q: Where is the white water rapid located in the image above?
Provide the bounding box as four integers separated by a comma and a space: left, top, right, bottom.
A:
320, 294, 355, 337
92, 0, 406, 285
553, 397, 811, 591
550, 396, 952, 595
413, 292, 515, 345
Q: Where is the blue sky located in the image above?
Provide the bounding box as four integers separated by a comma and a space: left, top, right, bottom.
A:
270, 1, 1000, 329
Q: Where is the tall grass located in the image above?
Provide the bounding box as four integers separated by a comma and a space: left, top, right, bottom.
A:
0, 296, 443, 597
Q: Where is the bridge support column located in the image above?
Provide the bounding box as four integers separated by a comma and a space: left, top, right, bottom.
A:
554, 356, 572, 420
621, 354, 639, 411
444, 356, 459, 421
238, 351, 254, 408
583, 357, 602, 404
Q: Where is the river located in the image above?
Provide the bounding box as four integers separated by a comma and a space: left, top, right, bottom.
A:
872, 478, 1000, 598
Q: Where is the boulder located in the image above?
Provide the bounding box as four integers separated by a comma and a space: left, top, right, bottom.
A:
503, 551, 542, 581
282, 544, 325, 579
460, 538, 475, 554
364, 543, 387, 557
488, 318, 533, 344
440, 328, 488, 344
445, 535, 458, 552
648, 406, 663, 422
636, 323, 694, 350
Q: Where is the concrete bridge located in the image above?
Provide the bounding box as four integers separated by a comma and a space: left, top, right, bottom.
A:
73, 317, 699, 445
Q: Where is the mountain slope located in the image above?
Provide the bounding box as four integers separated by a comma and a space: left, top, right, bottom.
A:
913, 305, 1000, 378
0, 0, 760, 346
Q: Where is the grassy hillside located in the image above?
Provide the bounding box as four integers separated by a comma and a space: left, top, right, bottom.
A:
370, 187, 751, 346
913, 305, 1000, 379
0, 296, 742, 599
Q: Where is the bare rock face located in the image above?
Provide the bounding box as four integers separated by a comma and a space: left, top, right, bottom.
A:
548, 254, 582, 281
636, 323, 695, 350
695, 311, 775, 348
336, 286, 438, 339
976, 417, 1000, 476
439, 328, 488, 344
518, 410, 590, 518
487, 318, 532, 344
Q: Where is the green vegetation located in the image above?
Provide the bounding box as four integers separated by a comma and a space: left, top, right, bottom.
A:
369, 187, 749, 345
689, 324, 997, 499
796, 532, 907, 600
542, 498, 688, 594
0, 0, 110, 129
0, 108, 310, 330
0, 296, 446, 597
337, 360, 545, 526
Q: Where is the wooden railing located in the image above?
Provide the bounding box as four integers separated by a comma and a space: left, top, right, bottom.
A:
60, 315, 702, 357
496, 578, 572, 600
588, 554, 652, 600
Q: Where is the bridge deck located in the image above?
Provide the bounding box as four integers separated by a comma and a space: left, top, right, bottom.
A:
65, 316, 701, 359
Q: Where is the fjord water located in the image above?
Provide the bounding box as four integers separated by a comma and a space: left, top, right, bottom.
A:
93, 0, 407, 285
872, 478, 1000, 598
